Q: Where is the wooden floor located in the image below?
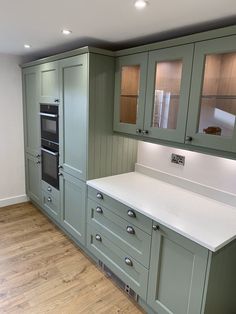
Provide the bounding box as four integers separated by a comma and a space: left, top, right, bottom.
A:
0, 202, 145, 314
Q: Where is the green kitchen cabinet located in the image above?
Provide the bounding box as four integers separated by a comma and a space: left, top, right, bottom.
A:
147, 223, 236, 314
147, 223, 209, 314
39, 61, 59, 104
58, 55, 87, 181
144, 44, 194, 142
186, 35, 236, 153
25, 153, 41, 206
113, 53, 148, 135
60, 171, 86, 246
114, 45, 194, 142
22, 66, 40, 157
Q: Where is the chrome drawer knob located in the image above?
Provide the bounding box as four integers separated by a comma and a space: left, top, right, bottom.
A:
125, 257, 133, 267
152, 225, 160, 231
136, 128, 142, 134
47, 187, 52, 192
54, 99, 60, 103
95, 234, 102, 242
126, 226, 135, 235
58, 165, 63, 169
96, 192, 103, 200
96, 206, 103, 214
47, 197, 52, 202
58, 172, 63, 176
36, 154, 40, 158
127, 210, 136, 218
142, 130, 149, 135
36, 160, 41, 164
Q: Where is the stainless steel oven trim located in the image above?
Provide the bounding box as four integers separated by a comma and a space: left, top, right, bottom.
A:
39, 113, 58, 118
41, 147, 59, 156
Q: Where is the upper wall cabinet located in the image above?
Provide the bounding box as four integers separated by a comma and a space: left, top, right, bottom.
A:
22, 66, 40, 156
114, 45, 194, 142
144, 44, 194, 142
186, 35, 236, 153
113, 53, 148, 135
39, 62, 59, 104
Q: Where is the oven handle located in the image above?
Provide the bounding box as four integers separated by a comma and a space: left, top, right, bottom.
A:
39, 113, 58, 118
41, 147, 59, 156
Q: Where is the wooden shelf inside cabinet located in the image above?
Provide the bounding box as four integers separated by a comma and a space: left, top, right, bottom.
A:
202, 95, 236, 99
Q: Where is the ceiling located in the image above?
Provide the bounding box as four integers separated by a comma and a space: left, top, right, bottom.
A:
0, 0, 236, 60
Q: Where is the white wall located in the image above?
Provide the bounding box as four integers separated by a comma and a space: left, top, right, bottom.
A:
137, 141, 236, 195
0, 54, 27, 207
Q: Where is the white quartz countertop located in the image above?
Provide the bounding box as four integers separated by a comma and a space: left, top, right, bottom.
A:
87, 172, 236, 252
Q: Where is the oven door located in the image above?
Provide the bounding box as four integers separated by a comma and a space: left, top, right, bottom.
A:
40, 112, 59, 143
41, 147, 59, 189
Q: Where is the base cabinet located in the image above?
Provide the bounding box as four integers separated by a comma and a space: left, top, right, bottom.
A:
25, 153, 41, 206
147, 224, 209, 314
60, 172, 86, 246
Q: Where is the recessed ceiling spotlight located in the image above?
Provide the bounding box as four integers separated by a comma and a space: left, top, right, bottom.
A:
134, 0, 149, 9
62, 29, 72, 35
24, 44, 31, 49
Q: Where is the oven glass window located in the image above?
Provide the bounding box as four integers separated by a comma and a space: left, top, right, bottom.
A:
42, 118, 57, 134
42, 152, 58, 180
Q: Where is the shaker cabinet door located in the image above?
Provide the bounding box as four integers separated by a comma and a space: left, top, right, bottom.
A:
25, 153, 41, 206
144, 44, 194, 142
186, 35, 236, 152
60, 172, 86, 246
147, 224, 208, 314
22, 66, 40, 156
59, 55, 88, 181
39, 61, 59, 104
113, 53, 148, 135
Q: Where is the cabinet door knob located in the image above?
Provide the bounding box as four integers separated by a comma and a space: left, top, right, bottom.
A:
95, 234, 102, 242
36, 154, 40, 158
152, 225, 160, 231
36, 160, 41, 164
47, 186, 52, 192
58, 172, 63, 176
58, 165, 63, 169
127, 210, 136, 218
142, 130, 149, 135
136, 128, 142, 134
185, 136, 193, 142
96, 206, 103, 214
54, 99, 60, 103
126, 226, 135, 234
124, 257, 133, 267
47, 197, 52, 202
96, 192, 103, 200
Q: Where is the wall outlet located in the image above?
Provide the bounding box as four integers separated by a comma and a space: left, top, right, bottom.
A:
171, 153, 185, 166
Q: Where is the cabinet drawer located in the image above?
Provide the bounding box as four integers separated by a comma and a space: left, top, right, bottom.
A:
87, 198, 151, 268
88, 186, 152, 234
87, 224, 149, 300
42, 190, 60, 222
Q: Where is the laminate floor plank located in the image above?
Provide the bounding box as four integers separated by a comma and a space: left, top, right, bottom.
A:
0, 202, 145, 314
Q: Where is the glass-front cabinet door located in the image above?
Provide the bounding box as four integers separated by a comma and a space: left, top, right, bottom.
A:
113, 53, 148, 135
186, 35, 236, 152
144, 44, 194, 142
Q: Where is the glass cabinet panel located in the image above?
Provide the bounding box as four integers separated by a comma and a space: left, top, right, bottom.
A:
152, 60, 183, 130
120, 65, 140, 124
198, 52, 236, 138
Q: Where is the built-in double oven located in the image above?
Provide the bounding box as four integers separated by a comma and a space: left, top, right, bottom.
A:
40, 104, 59, 190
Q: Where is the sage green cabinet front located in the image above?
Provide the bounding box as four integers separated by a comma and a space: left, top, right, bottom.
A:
25, 153, 41, 206
59, 55, 88, 181
114, 45, 194, 142
186, 35, 236, 153
144, 44, 194, 142
39, 62, 59, 104
113, 53, 148, 135
60, 172, 86, 246
147, 224, 209, 314
22, 66, 40, 157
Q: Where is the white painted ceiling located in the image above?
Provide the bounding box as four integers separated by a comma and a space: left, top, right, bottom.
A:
0, 0, 235, 58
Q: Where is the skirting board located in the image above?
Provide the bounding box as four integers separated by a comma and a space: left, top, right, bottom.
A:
0, 194, 28, 208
